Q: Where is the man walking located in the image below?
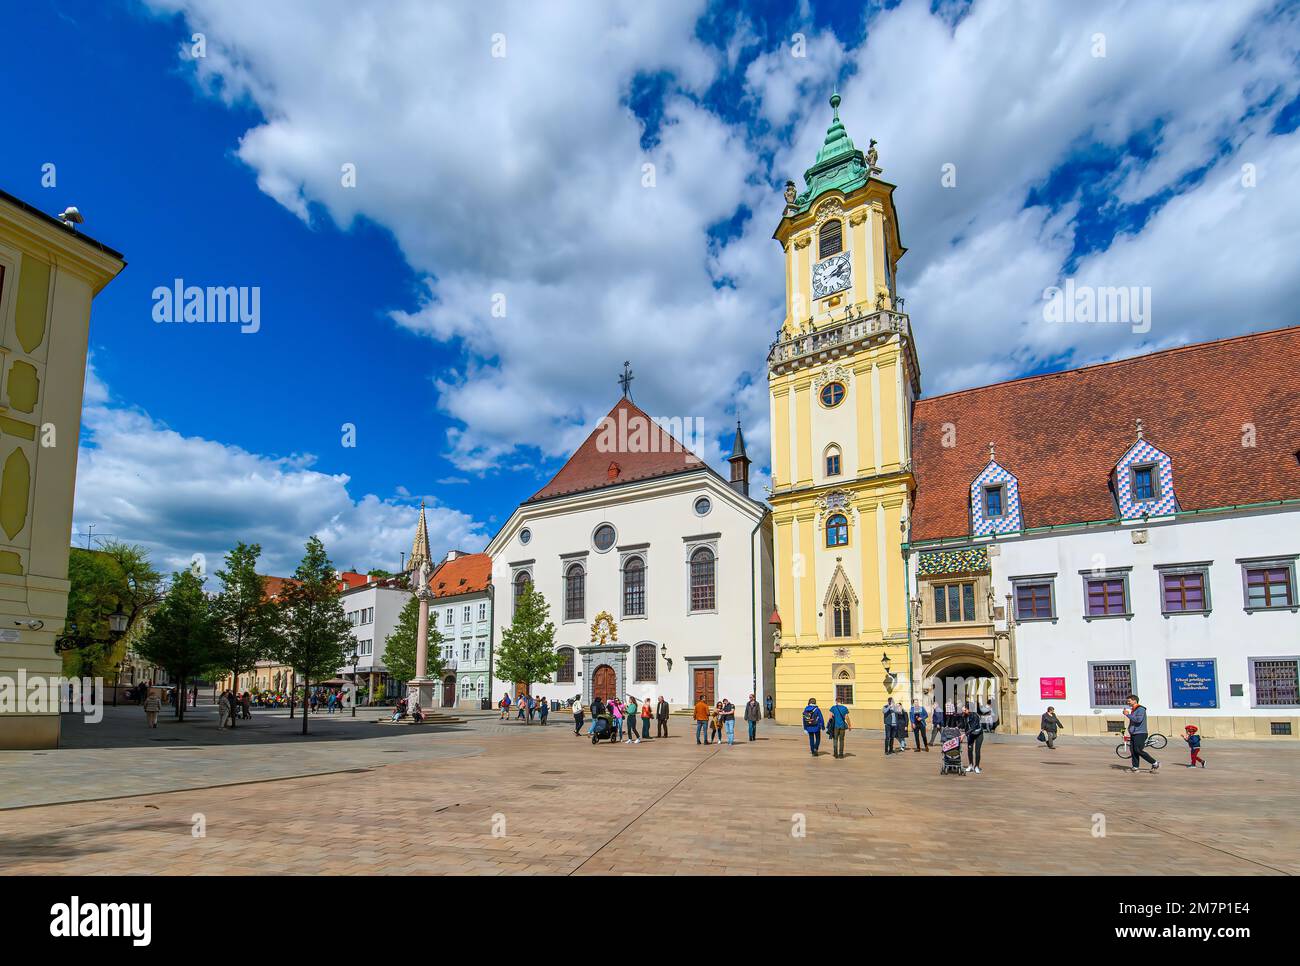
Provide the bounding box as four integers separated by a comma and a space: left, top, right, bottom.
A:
721, 697, 736, 746
573, 698, 585, 735
930, 701, 944, 744
744, 693, 761, 741
828, 698, 851, 758
910, 699, 929, 751
802, 697, 825, 756
882, 698, 900, 755
1123, 694, 1160, 773
656, 695, 670, 738
693, 694, 709, 744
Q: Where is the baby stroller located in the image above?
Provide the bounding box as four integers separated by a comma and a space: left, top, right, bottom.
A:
939, 726, 964, 775
590, 712, 616, 744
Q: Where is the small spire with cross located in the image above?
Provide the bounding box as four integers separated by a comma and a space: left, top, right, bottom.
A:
618, 360, 634, 399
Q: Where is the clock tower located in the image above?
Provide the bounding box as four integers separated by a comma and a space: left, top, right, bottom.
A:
767, 94, 920, 724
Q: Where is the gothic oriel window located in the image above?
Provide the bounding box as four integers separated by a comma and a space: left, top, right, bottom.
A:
564, 563, 585, 621
689, 547, 716, 612
831, 588, 853, 637
818, 219, 843, 259
635, 642, 657, 682
556, 647, 575, 683
623, 556, 646, 617
826, 513, 849, 547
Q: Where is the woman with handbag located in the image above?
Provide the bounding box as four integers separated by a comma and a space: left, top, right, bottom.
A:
1039, 707, 1062, 749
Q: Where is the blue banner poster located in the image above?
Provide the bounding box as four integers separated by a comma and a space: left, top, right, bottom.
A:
1168, 660, 1218, 709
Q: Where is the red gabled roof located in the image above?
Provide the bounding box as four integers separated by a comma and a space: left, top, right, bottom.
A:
910, 326, 1300, 542
337, 571, 369, 591
430, 553, 492, 598
261, 575, 295, 600
527, 397, 705, 503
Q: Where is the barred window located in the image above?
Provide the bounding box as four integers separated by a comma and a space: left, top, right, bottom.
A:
689, 547, 715, 612
835, 684, 854, 705
1253, 659, 1299, 707
623, 556, 646, 617
818, 219, 842, 259
556, 647, 575, 684
564, 564, 585, 621
1090, 662, 1133, 707
635, 642, 657, 682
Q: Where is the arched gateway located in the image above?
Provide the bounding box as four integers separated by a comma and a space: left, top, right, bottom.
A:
591, 664, 616, 702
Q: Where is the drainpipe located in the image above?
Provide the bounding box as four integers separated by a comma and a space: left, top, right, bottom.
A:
903, 543, 915, 704
486, 582, 496, 711
749, 512, 764, 698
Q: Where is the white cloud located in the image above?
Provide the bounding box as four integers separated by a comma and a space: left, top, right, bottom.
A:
74, 363, 486, 580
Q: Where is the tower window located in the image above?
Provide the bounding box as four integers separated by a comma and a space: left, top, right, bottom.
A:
825, 444, 842, 477
819, 382, 845, 408
818, 219, 843, 259
826, 513, 849, 547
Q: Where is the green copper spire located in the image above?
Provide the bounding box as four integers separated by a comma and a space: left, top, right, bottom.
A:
785, 92, 872, 218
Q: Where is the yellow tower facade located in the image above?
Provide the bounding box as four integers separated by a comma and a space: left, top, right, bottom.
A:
768, 96, 920, 724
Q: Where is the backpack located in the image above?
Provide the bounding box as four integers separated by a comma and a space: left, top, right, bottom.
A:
802, 707, 818, 729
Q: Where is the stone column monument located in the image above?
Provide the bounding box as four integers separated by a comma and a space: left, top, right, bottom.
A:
406, 502, 437, 711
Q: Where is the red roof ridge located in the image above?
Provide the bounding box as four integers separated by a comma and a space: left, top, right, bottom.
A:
918, 324, 1300, 405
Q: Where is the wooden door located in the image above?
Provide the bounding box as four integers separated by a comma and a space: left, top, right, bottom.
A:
442, 677, 456, 707
693, 668, 715, 706
515, 680, 528, 697
592, 665, 616, 702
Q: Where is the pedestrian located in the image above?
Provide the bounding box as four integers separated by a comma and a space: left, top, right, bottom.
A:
882, 698, 901, 755
802, 697, 824, 756
143, 687, 162, 729
242, 691, 252, 720
656, 695, 670, 738
744, 693, 761, 741
897, 701, 908, 751
1183, 725, 1205, 768
640, 698, 652, 740
827, 697, 851, 758
573, 698, 585, 735
517, 695, 527, 720
693, 694, 709, 744
218, 690, 232, 729
1123, 694, 1160, 773
526, 693, 536, 723
499, 692, 511, 719
709, 702, 723, 745
190, 684, 198, 708
980, 699, 997, 734
930, 701, 944, 744
611, 698, 626, 742
1040, 706, 1062, 749
910, 699, 929, 751
721, 697, 736, 746
538, 696, 549, 726
764, 693, 774, 719
963, 702, 984, 774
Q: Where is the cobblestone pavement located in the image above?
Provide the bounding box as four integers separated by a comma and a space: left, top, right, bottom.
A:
0, 708, 1295, 875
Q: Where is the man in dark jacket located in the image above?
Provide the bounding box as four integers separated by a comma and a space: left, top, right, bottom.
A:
656, 695, 670, 738
883, 699, 903, 755
910, 700, 929, 751
1123, 694, 1160, 772
1040, 707, 1063, 749
744, 693, 761, 741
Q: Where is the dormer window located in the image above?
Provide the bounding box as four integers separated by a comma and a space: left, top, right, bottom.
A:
1131, 464, 1157, 501
818, 219, 842, 259
984, 485, 1005, 518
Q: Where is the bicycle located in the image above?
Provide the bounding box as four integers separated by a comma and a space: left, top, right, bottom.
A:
1115, 731, 1168, 758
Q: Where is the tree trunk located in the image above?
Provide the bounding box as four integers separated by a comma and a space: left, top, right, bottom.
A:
177, 674, 186, 722
301, 678, 309, 735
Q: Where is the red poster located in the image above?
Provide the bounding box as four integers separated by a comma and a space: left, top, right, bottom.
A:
1040, 677, 1066, 699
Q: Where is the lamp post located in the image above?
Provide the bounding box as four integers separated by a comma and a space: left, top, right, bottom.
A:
881, 651, 894, 693
349, 649, 360, 718
659, 642, 672, 674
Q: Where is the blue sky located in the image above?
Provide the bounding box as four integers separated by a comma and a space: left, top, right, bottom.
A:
5, 0, 1298, 578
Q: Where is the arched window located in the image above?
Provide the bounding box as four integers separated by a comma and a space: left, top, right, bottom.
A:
622, 556, 646, 617
564, 563, 585, 621
831, 587, 853, 637
689, 547, 716, 612
826, 513, 849, 547
513, 570, 531, 608
818, 219, 843, 259
634, 642, 657, 682
825, 444, 842, 477
556, 647, 575, 683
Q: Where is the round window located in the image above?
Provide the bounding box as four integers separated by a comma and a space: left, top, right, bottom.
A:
519, 528, 531, 545
694, 496, 712, 516
820, 382, 846, 408
593, 524, 616, 552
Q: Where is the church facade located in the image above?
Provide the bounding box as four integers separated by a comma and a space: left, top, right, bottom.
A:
486, 396, 773, 712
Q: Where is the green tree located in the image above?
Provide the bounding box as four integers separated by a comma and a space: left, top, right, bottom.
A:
210, 542, 276, 728
382, 593, 445, 687
133, 569, 220, 722
270, 536, 353, 735
63, 542, 163, 680
494, 584, 562, 693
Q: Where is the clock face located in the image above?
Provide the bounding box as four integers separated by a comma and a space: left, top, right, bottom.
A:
812, 252, 851, 298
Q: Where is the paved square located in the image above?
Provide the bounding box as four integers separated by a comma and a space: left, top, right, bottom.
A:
1, 706, 1295, 875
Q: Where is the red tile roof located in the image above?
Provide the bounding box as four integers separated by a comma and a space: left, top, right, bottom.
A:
910, 326, 1300, 542
527, 397, 705, 503
337, 571, 369, 590
431, 553, 492, 598
261, 575, 296, 600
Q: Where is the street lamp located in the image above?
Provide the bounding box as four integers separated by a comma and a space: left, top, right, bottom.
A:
349, 648, 360, 717
107, 608, 128, 707
659, 642, 672, 673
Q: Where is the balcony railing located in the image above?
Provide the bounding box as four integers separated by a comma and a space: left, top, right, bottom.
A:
768, 308, 911, 367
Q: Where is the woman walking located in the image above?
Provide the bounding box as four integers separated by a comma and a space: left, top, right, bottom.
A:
963, 702, 984, 774
640, 698, 653, 740
1040, 707, 1062, 749
709, 702, 723, 745
143, 687, 162, 729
